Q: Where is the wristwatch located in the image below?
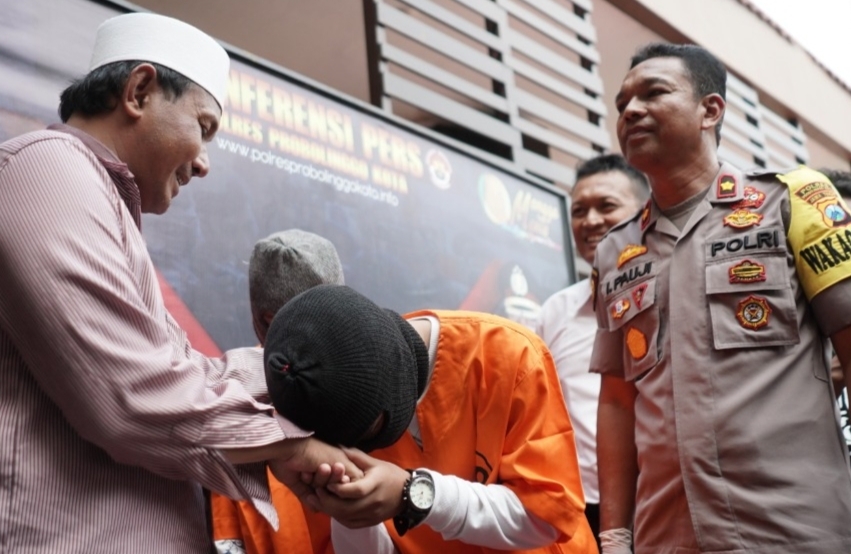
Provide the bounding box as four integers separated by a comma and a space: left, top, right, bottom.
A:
393, 469, 435, 536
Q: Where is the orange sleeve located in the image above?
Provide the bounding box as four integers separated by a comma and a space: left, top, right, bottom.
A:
211, 476, 327, 554
302, 505, 334, 554
210, 491, 246, 542
498, 343, 592, 549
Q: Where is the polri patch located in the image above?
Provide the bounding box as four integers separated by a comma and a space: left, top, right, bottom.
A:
736, 295, 771, 330
728, 259, 766, 284
731, 186, 766, 210
724, 209, 763, 229
631, 282, 648, 310
710, 229, 780, 257
617, 244, 648, 268
610, 298, 630, 320
717, 174, 738, 199
626, 326, 648, 360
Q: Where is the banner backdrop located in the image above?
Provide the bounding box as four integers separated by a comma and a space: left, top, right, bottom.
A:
0, 0, 574, 351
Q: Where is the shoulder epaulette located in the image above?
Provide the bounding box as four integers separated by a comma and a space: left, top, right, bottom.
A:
745, 166, 801, 182
775, 165, 831, 190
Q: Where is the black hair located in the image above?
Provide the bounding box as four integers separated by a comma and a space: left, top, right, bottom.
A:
58, 60, 193, 122
631, 43, 727, 145
819, 168, 851, 199
575, 153, 650, 203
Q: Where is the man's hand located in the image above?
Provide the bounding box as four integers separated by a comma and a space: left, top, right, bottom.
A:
268, 438, 364, 506
312, 448, 411, 528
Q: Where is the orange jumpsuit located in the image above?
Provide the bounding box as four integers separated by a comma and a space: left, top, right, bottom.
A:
211, 468, 332, 554
211, 310, 597, 554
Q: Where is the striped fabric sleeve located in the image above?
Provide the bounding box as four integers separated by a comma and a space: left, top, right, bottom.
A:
0, 135, 305, 506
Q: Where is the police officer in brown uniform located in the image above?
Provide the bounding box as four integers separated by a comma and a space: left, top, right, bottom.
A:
591, 43, 851, 554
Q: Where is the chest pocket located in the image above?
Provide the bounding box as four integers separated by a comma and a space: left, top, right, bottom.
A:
704, 227, 799, 350
601, 265, 659, 381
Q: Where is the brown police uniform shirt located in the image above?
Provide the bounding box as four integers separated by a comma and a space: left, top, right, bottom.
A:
590, 163, 851, 554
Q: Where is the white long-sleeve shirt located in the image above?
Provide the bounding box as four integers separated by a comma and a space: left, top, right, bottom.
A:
537, 279, 600, 503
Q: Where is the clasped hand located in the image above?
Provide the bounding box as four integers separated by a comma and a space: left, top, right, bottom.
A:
275, 445, 412, 529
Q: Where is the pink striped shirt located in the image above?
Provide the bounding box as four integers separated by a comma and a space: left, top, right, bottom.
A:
0, 126, 307, 553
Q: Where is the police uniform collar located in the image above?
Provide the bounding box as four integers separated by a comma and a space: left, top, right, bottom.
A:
603, 200, 653, 237
708, 163, 746, 204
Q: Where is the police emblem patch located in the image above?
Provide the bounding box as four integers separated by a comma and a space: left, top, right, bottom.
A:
717, 174, 738, 199
736, 295, 771, 330
626, 326, 647, 360
793, 180, 851, 228
631, 282, 648, 310
728, 259, 766, 284
617, 244, 648, 268
723, 209, 763, 229
731, 186, 766, 210
610, 298, 630, 320
819, 201, 851, 227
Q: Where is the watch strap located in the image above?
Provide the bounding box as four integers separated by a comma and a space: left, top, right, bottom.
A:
393, 469, 431, 536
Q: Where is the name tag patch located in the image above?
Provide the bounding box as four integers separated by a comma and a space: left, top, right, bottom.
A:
710, 230, 780, 257
605, 261, 653, 295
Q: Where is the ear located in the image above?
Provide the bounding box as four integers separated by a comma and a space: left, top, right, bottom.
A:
700, 93, 725, 132
119, 63, 159, 120
253, 310, 276, 346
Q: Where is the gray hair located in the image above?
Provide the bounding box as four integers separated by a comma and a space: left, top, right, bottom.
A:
249, 229, 345, 316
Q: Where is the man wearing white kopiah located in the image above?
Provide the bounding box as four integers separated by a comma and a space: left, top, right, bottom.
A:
0, 12, 360, 554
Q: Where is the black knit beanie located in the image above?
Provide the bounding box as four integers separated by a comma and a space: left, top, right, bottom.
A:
264, 285, 429, 452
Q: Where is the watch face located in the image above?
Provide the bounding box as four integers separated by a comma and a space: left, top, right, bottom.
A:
409, 476, 435, 510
